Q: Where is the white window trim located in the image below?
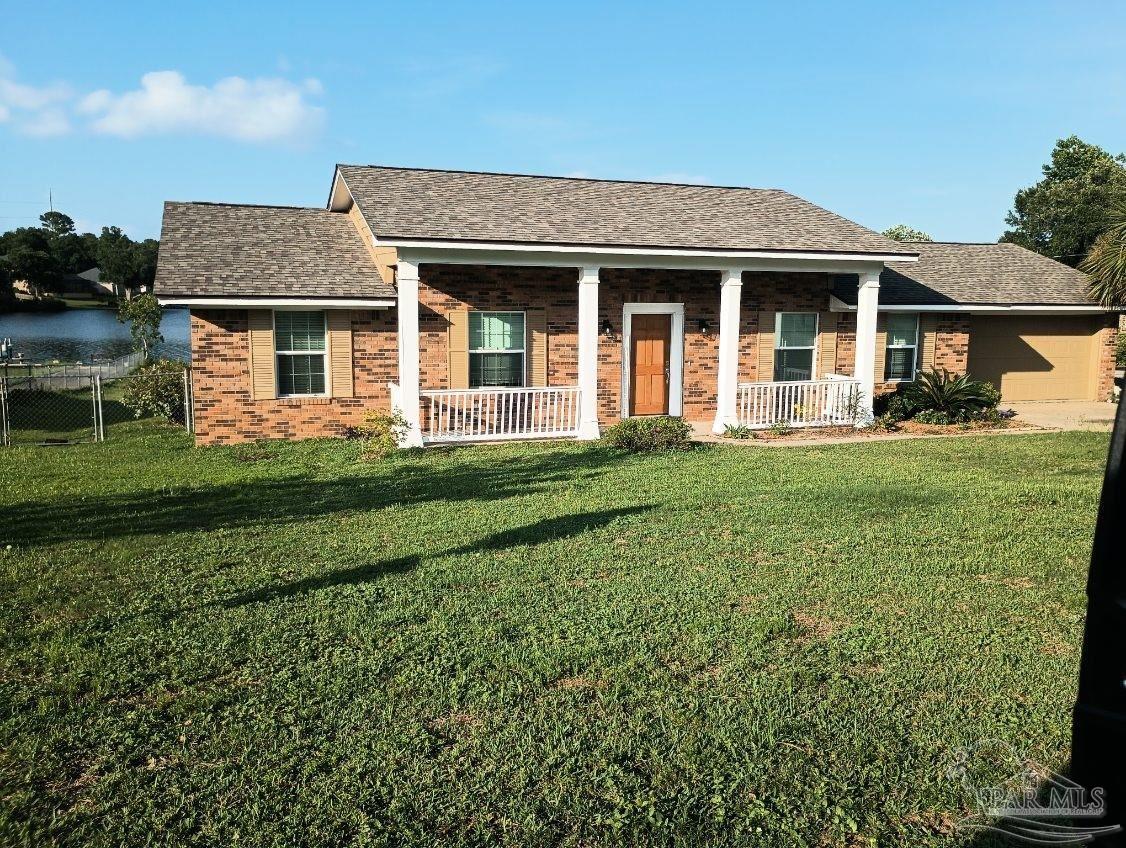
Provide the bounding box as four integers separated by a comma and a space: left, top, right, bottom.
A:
774, 312, 820, 382
884, 314, 920, 383
275, 309, 329, 398
469, 310, 527, 389
621, 302, 685, 419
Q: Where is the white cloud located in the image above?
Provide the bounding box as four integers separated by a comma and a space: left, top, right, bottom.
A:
0, 52, 73, 135
20, 108, 71, 137
78, 71, 324, 143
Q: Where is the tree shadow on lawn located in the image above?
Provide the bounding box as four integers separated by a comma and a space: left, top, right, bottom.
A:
220, 505, 654, 609
4, 447, 626, 547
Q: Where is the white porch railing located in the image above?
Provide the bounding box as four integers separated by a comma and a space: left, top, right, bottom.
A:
736, 378, 862, 429
421, 386, 581, 443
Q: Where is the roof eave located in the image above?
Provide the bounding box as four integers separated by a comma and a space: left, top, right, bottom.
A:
159, 295, 396, 308
377, 235, 918, 264
829, 295, 1106, 313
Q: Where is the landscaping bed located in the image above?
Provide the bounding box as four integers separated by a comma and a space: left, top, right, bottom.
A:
724, 417, 1029, 442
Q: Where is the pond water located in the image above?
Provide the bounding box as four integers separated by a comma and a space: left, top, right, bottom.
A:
0, 307, 190, 364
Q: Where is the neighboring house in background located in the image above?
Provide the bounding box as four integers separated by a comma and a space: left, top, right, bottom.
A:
59, 267, 123, 299
154, 165, 1119, 446
13, 266, 122, 300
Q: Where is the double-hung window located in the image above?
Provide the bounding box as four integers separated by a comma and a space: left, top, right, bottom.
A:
275, 311, 327, 396
469, 311, 525, 387
884, 314, 919, 381
774, 313, 818, 381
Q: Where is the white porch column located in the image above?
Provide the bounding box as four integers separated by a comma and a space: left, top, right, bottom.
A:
395, 259, 424, 447
576, 266, 601, 440
853, 269, 881, 423
711, 269, 743, 434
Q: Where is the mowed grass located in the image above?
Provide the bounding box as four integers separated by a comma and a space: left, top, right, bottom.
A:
0, 424, 1110, 847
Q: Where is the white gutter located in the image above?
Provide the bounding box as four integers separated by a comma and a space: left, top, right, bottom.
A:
828, 294, 1108, 314
159, 297, 395, 308
379, 236, 917, 264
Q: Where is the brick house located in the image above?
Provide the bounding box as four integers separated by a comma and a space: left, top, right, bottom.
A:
154, 165, 1118, 446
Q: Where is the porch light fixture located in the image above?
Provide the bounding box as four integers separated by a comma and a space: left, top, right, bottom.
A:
601, 319, 613, 336
698, 318, 711, 335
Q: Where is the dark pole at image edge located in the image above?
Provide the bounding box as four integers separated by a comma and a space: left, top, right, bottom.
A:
1072, 394, 1126, 846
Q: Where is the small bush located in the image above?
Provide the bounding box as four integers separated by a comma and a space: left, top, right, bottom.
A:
882, 393, 914, 422
870, 413, 900, 432
122, 359, 186, 423
767, 421, 793, 437
913, 409, 952, 425
346, 410, 410, 459
603, 416, 692, 452
723, 424, 754, 440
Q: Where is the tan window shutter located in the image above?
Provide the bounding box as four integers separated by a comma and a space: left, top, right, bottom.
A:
248, 309, 276, 400
526, 308, 548, 387
919, 314, 938, 370
872, 314, 888, 384
327, 310, 354, 398
448, 308, 470, 389
757, 311, 776, 381
817, 312, 838, 377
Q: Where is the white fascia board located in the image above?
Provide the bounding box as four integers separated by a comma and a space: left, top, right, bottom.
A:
327, 168, 353, 212
159, 297, 395, 308
828, 295, 1106, 315
393, 243, 904, 274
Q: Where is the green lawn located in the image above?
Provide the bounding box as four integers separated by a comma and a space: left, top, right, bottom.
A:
0, 424, 1110, 846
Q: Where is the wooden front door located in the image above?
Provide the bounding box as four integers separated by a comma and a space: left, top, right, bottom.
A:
630, 313, 672, 415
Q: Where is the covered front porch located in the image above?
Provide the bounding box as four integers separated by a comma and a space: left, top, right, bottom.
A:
390, 247, 891, 446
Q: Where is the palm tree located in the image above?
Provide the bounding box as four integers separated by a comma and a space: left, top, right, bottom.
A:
1082, 206, 1126, 308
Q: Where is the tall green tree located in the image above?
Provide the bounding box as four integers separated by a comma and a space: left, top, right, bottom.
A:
132, 239, 160, 291
0, 227, 61, 298
1001, 136, 1126, 266
97, 226, 137, 289
39, 211, 97, 275
1082, 206, 1126, 308
882, 224, 933, 242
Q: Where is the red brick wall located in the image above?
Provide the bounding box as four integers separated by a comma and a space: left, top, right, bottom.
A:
737, 272, 836, 383
418, 265, 727, 424
934, 315, 971, 374
189, 267, 845, 444
1095, 314, 1119, 401
190, 309, 397, 445
418, 265, 580, 390
835, 312, 971, 396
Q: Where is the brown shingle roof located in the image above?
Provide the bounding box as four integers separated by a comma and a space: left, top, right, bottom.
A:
832, 241, 1096, 306
336, 165, 915, 256
154, 202, 394, 299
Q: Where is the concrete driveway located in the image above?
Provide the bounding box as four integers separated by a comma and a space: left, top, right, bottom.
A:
1008, 400, 1119, 431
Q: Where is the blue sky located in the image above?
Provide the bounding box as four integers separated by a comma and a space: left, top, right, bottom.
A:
2, 1, 1124, 242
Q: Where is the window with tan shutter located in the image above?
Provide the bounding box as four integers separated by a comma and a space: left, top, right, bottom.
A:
774, 313, 818, 381
275, 311, 327, 396
469, 311, 526, 387
884, 314, 919, 381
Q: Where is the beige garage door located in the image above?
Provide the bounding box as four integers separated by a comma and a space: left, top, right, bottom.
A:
968, 316, 1096, 401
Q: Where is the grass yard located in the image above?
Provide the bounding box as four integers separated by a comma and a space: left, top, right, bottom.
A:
0, 424, 1110, 846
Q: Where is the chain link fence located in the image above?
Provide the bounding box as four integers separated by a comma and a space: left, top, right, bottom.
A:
0, 366, 192, 446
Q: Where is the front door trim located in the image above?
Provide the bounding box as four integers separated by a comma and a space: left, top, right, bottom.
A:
622, 302, 684, 418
